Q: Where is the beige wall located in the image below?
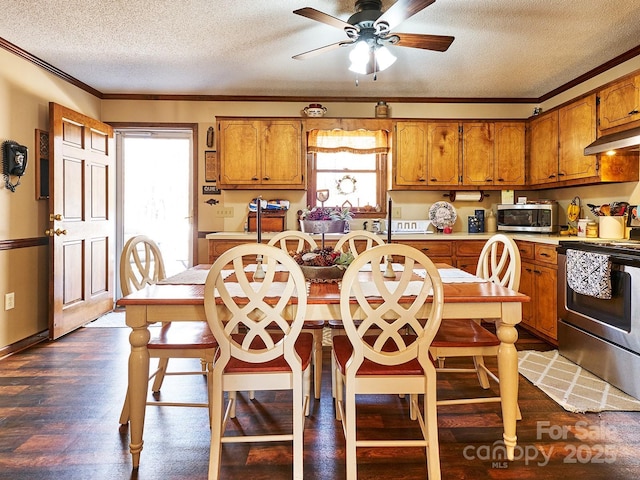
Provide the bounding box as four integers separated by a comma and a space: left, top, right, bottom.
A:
0, 49, 101, 348
2, 46, 640, 350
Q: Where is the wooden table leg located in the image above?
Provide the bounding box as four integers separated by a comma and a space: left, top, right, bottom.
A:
496, 302, 521, 461
126, 305, 150, 469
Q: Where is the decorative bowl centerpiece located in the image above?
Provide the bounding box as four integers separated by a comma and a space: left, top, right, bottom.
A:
299, 206, 353, 234
292, 247, 354, 283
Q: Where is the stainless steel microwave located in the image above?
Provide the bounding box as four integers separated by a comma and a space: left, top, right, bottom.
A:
497, 203, 558, 233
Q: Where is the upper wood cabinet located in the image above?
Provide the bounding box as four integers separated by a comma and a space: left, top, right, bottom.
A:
426, 121, 459, 186
218, 118, 305, 189
528, 94, 637, 188
392, 120, 459, 188
494, 122, 526, 185
528, 110, 559, 184
393, 121, 428, 187
462, 122, 525, 187
558, 95, 597, 180
598, 73, 640, 131
461, 122, 493, 186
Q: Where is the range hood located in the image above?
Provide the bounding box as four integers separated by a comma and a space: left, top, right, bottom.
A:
584, 126, 640, 155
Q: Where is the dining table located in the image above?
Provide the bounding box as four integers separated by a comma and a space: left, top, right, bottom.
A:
117, 262, 529, 468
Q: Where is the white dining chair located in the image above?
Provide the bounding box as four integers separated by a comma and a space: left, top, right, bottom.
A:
204, 243, 312, 480
118, 235, 217, 425
429, 233, 522, 415
333, 243, 444, 480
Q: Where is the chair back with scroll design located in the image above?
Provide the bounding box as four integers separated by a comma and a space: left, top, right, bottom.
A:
204, 243, 312, 480
476, 233, 521, 290
120, 235, 166, 296
268, 230, 317, 253
333, 243, 444, 480
334, 229, 384, 257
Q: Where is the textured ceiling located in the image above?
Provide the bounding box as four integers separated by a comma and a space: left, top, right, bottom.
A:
1, 0, 640, 99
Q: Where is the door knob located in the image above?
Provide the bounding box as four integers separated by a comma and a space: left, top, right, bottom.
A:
49, 213, 64, 221
45, 228, 67, 236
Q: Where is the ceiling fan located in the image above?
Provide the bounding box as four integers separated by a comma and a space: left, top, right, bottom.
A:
292, 0, 454, 75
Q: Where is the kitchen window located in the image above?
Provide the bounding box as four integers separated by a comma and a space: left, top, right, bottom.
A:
306, 129, 389, 215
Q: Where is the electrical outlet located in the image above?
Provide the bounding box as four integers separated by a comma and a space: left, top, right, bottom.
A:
392, 206, 402, 218
214, 206, 234, 218
4, 292, 15, 310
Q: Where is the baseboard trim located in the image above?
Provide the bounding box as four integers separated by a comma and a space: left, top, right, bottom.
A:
0, 330, 49, 360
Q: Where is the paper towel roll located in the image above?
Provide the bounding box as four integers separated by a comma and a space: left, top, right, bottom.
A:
451, 191, 484, 202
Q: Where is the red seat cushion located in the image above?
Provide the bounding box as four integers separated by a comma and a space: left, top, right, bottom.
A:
431, 319, 500, 348
148, 322, 217, 349
223, 332, 314, 373
332, 335, 424, 376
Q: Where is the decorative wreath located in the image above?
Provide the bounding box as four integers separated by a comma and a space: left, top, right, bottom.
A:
336, 174, 357, 195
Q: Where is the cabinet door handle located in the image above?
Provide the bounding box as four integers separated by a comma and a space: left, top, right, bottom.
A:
533, 269, 542, 274
629, 109, 639, 115
558, 172, 565, 177
418, 178, 426, 182
524, 267, 533, 273
486, 178, 493, 182
497, 178, 504, 182
430, 178, 437, 182
263, 176, 270, 180
421, 247, 429, 251
548, 174, 556, 179
540, 252, 550, 257
251, 176, 259, 181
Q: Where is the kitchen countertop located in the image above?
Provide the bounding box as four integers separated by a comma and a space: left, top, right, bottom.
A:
205, 231, 574, 245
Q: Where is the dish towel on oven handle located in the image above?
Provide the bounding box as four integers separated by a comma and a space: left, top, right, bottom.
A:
566, 249, 612, 299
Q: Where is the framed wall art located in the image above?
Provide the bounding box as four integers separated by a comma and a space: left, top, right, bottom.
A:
204, 150, 218, 183
35, 129, 49, 199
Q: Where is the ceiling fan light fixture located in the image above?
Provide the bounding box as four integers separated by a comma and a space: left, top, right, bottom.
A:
375, 45, 396, 71
348, 41, 371, 74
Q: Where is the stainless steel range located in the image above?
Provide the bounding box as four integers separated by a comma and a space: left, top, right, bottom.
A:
557, 240, 640, 399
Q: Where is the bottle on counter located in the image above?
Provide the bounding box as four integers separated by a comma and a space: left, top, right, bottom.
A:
486, 210, 497, 233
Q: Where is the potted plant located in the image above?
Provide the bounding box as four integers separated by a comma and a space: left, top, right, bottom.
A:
299, 206, 353, 234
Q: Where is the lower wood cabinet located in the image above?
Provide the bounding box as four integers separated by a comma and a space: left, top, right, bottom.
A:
517, 241, 558, 343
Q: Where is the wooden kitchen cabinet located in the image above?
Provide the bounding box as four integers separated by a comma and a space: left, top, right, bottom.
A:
528, 110, 559, 185
494, 122, 526, 185
218, 118, 305, 189
394, 239, 453, 265
461, 122, 494, 186
454, 239, 485, 273
558, 94, 597, 181
427, 122, 459, 186
528, 95, 638, 188
598, 73, 640, 131
517, 241, 558, 343
393, 121, 428, 187
462, 122, 526, 187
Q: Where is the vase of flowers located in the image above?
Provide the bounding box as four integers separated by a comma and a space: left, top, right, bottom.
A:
291, 246, 354, 283
299, 206, 353, 234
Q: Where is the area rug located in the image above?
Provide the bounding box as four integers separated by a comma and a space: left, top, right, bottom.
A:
518, 350, 640, 413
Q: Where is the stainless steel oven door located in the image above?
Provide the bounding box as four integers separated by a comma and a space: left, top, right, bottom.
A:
558, 253, 640, 353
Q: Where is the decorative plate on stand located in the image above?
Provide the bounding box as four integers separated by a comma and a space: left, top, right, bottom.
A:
428, 201, 457, 230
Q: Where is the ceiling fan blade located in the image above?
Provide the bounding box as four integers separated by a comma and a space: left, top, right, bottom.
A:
292, 40, 354, 60
393, 33, 454, 51
375, 0, 436, 30
293, 7, 353, 30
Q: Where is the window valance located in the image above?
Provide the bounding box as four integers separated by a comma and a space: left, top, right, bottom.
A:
307, 129, 389, 154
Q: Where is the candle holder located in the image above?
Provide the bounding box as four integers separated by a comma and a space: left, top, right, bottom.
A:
383, 254, 395, 278
254, 254, 266, 279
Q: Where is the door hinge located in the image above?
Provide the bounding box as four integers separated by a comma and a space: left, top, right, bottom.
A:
595, 96, 600, 106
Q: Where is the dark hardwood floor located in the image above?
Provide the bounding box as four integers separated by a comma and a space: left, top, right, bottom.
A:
0, 325, 639, 479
